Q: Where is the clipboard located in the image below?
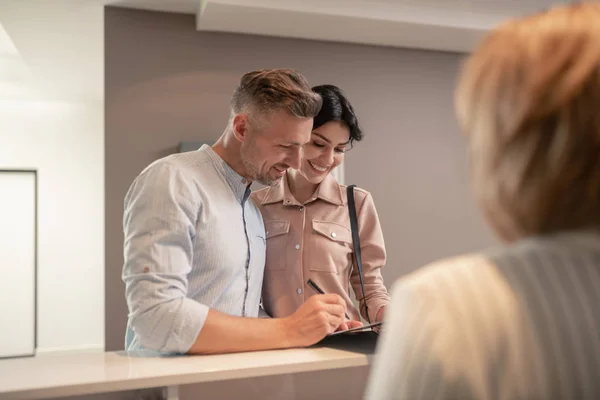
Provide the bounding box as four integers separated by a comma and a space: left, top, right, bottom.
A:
328, 321, 382, 336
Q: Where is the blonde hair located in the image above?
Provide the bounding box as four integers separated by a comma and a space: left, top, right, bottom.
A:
456, 3, 600, 241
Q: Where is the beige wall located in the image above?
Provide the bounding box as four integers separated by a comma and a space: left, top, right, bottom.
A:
105, 6, 495, 353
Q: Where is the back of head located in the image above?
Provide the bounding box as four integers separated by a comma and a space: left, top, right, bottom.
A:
230, 69, 322, 124
455, 3, 600, 242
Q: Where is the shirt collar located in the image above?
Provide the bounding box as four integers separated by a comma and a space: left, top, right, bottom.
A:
260, 172, 344, 207
202, 144, 252, 204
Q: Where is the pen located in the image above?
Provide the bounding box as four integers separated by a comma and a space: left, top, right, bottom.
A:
307, 278, 350, 320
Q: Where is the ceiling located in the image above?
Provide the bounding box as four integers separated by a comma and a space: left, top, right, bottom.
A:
0, 0, 564, 104
113, 0, 562, 18
365, 0, 561, 15
0, 1, 105, 103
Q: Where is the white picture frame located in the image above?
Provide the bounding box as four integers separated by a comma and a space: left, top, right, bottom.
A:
0, 169, 37, 359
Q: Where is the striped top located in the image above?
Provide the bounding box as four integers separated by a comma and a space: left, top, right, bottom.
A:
365, 229, 600, 400
122, 145, 266, 354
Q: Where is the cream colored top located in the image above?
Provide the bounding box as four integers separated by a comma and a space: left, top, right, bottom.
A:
251, 173, 390, 322
366, 230, 600, 400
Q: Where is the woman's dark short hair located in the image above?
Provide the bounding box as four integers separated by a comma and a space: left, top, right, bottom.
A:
312, 85, 363, 146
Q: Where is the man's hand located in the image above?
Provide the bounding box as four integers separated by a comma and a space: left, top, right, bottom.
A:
280, 294, 347, 347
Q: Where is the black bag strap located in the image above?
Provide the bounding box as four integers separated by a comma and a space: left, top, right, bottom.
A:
347, 185, 370, 323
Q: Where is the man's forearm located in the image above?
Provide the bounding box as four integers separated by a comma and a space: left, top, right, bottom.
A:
187, 309, 291, 355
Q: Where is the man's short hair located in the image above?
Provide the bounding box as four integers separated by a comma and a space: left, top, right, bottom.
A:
230, 69, 322, 120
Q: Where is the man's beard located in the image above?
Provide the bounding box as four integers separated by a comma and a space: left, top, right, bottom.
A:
239, 153, 282, 186
240, 136, 283, 186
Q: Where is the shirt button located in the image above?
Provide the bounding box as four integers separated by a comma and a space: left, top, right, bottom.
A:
299, 206, 304, 211
296, 288, 302, 295
331, 232, 337, 238
295, 244, 300, 250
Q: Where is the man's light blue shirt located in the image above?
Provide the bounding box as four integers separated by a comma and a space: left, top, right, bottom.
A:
122, 145, 266, 354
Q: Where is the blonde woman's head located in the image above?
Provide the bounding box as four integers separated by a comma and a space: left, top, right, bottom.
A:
456, 3, 600, 242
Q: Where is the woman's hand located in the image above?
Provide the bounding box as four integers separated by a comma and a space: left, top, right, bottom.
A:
376, 306, 386, 322
335, 319, 363, 332
372, 307, 386, 333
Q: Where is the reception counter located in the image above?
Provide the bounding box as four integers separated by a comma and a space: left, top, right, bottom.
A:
0, 339, 375, 399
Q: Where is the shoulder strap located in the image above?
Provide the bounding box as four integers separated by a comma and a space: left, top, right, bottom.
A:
347, 185, 371, 323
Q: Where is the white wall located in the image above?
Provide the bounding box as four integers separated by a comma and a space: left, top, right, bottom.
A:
0, 1, 105, 354
0, 94, 104, 353
0, 98, 104, 353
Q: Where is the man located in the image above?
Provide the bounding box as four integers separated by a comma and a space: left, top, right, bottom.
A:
123, 69, 358, 355
366, 3, 600, 399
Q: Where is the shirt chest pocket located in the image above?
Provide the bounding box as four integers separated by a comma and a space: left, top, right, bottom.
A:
264, 220, 290, 271
310, 220, 353, 274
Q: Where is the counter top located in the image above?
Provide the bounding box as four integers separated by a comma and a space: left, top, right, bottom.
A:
0, 342, 374, 399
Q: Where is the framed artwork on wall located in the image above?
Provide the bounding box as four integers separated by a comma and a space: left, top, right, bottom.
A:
0, 169, 37, 359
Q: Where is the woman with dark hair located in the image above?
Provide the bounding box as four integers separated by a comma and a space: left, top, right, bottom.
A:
252, 85, 390, 329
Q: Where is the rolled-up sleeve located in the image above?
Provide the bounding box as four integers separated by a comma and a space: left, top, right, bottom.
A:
351, 192, 391, 323
122, 162, 209, 353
